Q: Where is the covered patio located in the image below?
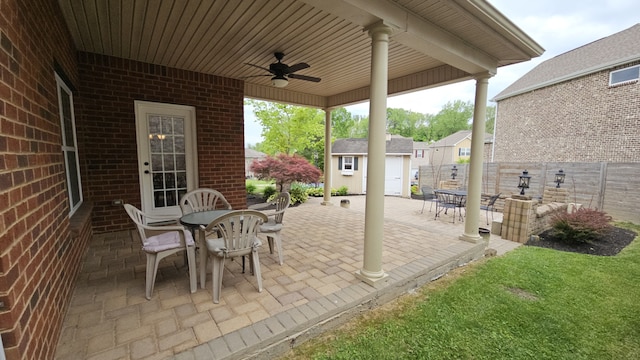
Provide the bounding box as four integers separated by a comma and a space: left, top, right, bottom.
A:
1, 1, 542, 359
55, 196, 519, 359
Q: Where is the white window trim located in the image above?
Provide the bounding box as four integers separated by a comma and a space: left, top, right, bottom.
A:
342, 155, 354, 175
56, 73, 83, 216
609, 65, 640, 86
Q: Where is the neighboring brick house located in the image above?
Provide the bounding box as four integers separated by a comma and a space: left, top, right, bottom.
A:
493, 24, 640, 163
331, 135, 413, 197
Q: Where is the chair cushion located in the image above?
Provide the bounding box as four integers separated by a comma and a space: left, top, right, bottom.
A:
259, 221, 283, 233
143, 230, 194, 252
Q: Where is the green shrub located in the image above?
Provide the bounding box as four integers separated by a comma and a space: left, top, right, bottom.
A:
289, 183, 308, 204
262, 185, 276, 200
551, 207, 612, 243
306, 186, 347, 197
306, 187, 324, 197
246, 183, 256, 194
411, 184, 419, 195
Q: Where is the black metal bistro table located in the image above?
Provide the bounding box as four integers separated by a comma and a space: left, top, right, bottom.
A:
433, 189, 467, 223
180, 210, 232, 289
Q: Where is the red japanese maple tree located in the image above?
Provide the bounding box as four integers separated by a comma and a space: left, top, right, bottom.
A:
250, 153, 322, 191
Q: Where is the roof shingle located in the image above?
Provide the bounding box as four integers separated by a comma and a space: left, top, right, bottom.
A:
332, 135, 413, 154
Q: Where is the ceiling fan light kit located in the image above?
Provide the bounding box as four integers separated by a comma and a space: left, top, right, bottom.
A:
271, 75, 288, 87
246, 52, 321, 88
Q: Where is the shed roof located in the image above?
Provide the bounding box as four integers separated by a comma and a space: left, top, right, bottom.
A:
333, 135, 413, 154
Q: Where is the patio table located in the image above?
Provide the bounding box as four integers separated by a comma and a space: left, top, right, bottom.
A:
433, 189, 466, 223
180, 209, 232, 289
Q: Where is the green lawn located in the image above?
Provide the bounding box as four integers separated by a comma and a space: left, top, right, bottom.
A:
246, 178, 274, 194
284, 223, 640, 360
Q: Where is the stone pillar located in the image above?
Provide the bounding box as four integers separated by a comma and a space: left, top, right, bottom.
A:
542, 186, 569, 204
460, 73, 491, 243
355, 22, 392, 288
501, 197, 535, 243
439, 179, 460, 190
322, 109, 333, 206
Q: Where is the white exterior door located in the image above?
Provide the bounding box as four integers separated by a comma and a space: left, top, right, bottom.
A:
361, 156, 403, 196
362, 156, 368, 194
135, 101, 198, 217
384, 156, 403, 196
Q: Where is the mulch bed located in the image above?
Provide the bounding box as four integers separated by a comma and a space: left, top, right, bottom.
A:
246, 195, 276, 210
526, 226, 637, 256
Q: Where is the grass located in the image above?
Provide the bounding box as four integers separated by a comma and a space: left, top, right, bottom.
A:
246, 178, 274, 194
283, 223, 640, 360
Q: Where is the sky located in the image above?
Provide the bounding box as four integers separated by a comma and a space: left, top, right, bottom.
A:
244, 0, 639, 146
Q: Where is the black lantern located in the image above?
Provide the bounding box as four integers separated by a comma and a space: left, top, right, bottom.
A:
518, 170, 531, 195
451, 165, 458, 180
555, 169, 565, 188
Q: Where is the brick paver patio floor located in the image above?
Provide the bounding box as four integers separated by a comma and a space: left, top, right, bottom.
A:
55, 195, 520, 360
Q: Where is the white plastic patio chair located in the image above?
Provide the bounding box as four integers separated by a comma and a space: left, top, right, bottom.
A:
123, 204, 197, 300
179, 188, 232, 215
202, 210, 268, 303
258, 192, 290, 265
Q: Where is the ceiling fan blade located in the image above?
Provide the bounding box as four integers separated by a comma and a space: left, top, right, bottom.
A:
289, 73, 321, 82
245, 63, 273, 74
241, 74, 272, 79
287, 62, 310, 73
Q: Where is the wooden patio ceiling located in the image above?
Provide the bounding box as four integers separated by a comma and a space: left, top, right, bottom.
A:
57, 0, 543, 108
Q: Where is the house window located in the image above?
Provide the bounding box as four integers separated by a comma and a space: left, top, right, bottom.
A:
342, 156, 354, 175
610, 65, 639, 86
56, 73, 83, 215
415, 149, 425, 158
338, 156, 358, 175
458, 147, 471, 156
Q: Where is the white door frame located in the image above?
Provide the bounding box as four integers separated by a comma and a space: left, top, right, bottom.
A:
134, 100, 198, 217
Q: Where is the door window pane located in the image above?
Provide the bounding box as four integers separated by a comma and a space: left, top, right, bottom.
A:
162, 136, 174, 153
147, 114, 189, 209
151, 154, 163, 171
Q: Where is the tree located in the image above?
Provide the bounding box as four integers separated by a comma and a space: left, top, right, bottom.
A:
386, 108, 429, 139
429, 100, 473, 140
485, 105, 496, 134
250, 154, 322, 191
331, 107, 355, 139
332, 108, 370, 139
351, 114, 369, 138
247, 100, 324, 158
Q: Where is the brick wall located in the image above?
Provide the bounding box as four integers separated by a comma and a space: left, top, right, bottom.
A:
0, 0, 91, 359
76, 53, 247, 233
494, 63, 640, 163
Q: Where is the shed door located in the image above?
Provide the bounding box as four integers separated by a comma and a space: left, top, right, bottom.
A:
361, 156, 403, 196
384, 156, 403, 196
